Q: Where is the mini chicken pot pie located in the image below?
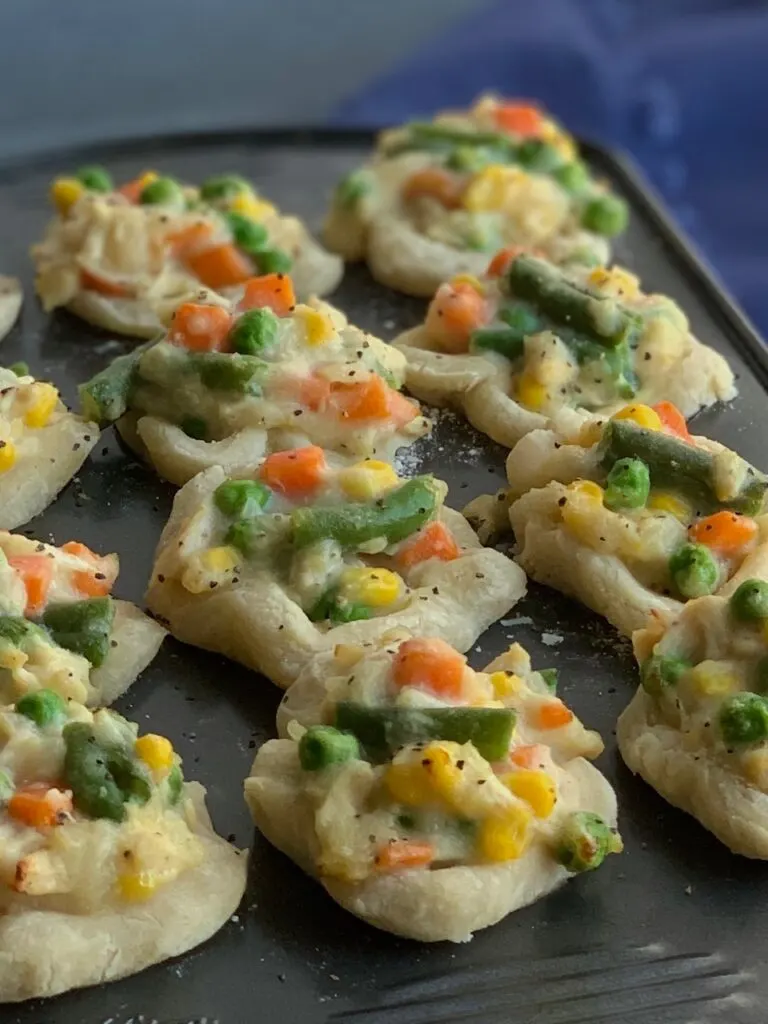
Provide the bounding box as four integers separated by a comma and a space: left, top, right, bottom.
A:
393, 253, 736, 449
246, 633, 620, 942
500, 405, 768, 637
0, 531, 166, 707
79, 277, 429, 487
0, 364, 98, 531
33, 166, 343, 338
0, 696, 246, 1001
146, 454, 526, 689
324, 94, 627, 298
619, 581, 768, 857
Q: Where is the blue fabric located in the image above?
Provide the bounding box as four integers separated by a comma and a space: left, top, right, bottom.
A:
331, 0, 768, 338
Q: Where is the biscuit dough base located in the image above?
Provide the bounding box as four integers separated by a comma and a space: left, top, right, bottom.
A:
88, 599, 167, 705
0, 783, 247, 1002
0, 408, 99, 530
394, 325, 736, 451
245, 740, 616, 942
146, 467, 527, 689
618, 687, 768, 858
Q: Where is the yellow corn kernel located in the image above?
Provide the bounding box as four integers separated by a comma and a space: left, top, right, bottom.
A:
516, 374, 548, 411
338, 567, 402, 608
118, 871, 160, 902
566, 479, 604, 504
463, 165, 528, 212
230, 192, 276, 221
136, 170, 159, 190
200, 545, 239, 573
647, 492, 691, 523
478, 805, 533, 862
423, 743, 462, 801
688, 661, 739, 697
501, 769, 556, 818
741, 748, 768, 789
23, 382, 59, 428
294, 304, 335, 346
50, 177, 85, 215
450, 273, 485, 294
490, 670, 522, 699
338, 459, 399, 500
588, 266, 640, 299
134, 733, 175, 778
612, 404, 662, 431
539, 119, 577, 161
0, 440, 16, 474
384, 763, 435, 807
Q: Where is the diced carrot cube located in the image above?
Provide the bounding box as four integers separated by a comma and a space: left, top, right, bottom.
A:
8, 556, 54, 616
185, 243, 254, 289
395, 521, 461, 569
259, 445, 327, 498
167, 302, 233, 352
240, 273, 296, 317
393, 637, 467, 699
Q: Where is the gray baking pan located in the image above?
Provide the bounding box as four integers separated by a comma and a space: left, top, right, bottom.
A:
0, 130, 765, 1024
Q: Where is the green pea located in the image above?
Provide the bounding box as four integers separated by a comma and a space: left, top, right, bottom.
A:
165, 763, 183, 804
554, 161, 589, 194
307, 587, 371, 624
517, 139, 563, 173
555, 811, 623, 872
180, 415, 208, 441
604, 457, 650, 511
76, 166, 113, 192
298, 725, 360, 771
539, 668, 558, 693
214, 479, 271, 518
729, 579, 768, 621
669, 543, 719, 599
139, 176, 185, 206
225, 518, 270, 557
200, 175, 252, 201
335, 170, 372, 208
256, 248, 293, 274
225, 211, 269, 254
229, 307, 279, 356
15, 689, 67, 728
581, 194, 629, 237
641, 654, 690, 696
9, 361, 29, 377
719, 692, 768, 746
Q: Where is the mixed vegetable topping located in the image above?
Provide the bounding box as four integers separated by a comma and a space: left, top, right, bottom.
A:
159, 453, 468, 627
423, 252, 696, 413
0, 696, 199, 907
331, 95, 627, 264
0, 365, 75, 477
638, 586, 768, 791
79, 276, 427, 460
552, 405, 767, 601
0, 532, 121, 704
280, 635, 620, 882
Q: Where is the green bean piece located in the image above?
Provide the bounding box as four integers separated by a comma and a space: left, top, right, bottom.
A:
0, 616, 47, 649
517, 139, 564, 173
165, 763, 183, 804
539, 668, 558, 693
180, 415, 208, 440
640, 654, 691, 696
43, 597, 116, 668
555, 811, 623, 872
334, 702, 516, 763
335, 170, 373, 208
0, 769, 13, 801
292, 477, 440, 550
9, 361, 29, 377
229, 308, 279, 356
214, 479, 271, 518
383, 122, 516, 159
507, 255, 641, 348
256, 248, 293, 274
470, 304, 542, 361
299, 725, 361, 771
63, 723, 127, 822
581, 194, 629, 237
15, 689, 67, 727
200, 175, 252, 201
307, 588, 371, 624
445, 145, 505, 173
107, 747, 152, 805
604, 457, 650, 510
669, 543, 719, 600
553, 161, 590, 194
225, 514, 290, 559
224, 211, 269, 254
719, 692, 768, 746
598, 420, 768, 515
729, 579, 768, 621
139, 176, 185, 206
190, 352, 267, 393
79, 345, 148, 426
76, 166, 113, 192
